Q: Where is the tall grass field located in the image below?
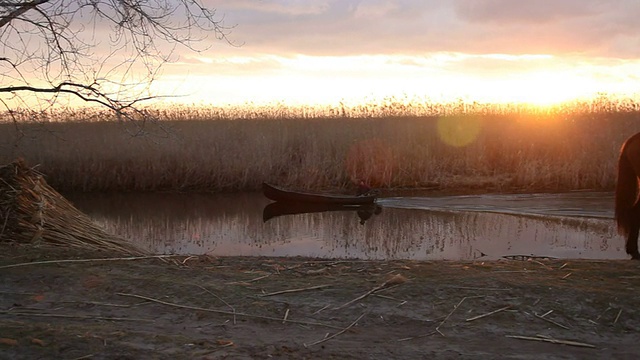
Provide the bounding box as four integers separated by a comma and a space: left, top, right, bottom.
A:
2, 97, 640, 193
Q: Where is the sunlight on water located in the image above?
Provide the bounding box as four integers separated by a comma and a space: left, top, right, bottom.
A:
67, 191, 627, 261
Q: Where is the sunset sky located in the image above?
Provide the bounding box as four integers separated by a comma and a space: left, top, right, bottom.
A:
144, 0, 640, 107
64, 1, 640, 107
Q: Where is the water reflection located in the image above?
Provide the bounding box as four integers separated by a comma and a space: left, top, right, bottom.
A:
263, 202, 382, 225
65, 191, 627, 260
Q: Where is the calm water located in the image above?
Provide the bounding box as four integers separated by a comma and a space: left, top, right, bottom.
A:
66, 191, 626, 261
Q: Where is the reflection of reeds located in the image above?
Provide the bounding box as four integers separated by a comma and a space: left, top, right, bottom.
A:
1, 98, 640, 192
80, 199, 620, 260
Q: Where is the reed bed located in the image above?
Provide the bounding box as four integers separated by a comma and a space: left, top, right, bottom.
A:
1, 98, 640, 193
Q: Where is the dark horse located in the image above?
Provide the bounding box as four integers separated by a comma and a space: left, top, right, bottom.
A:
615, 132, 640, 259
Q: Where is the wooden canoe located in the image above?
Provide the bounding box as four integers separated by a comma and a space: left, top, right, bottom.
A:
262, 182, 377, 205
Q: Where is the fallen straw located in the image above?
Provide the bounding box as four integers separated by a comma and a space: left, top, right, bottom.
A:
333, 274, 407, 310
466, 305, 511, 322
259, 284, 331, 297
312, 304, 331, 315
396, 331, 438, 342
613, 309, 623, 324
304, 312, 367, 347
436, 295, 484, 336
196, 285, 237, 325
533, 312, 570, 330
117, 292, 344, 330
0, 310, 153, 322
506, 334, 595, 348
0, 255, 178, 269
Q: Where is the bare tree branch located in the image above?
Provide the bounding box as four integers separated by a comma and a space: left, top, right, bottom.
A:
0, 0, 50, 28
0, 0, 233, 121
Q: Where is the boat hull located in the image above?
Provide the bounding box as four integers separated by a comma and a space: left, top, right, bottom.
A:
262, 183, 377, 205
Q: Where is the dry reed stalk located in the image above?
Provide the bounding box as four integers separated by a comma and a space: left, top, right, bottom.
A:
533, 312, 570, 330
0, 255, 177, 269
0, 159, 144, 255
465, 305, 512, 322
435, 295, 485, 336
2, 106, 639, 193
260, 284, 331, 297
506, 334, 596, 348
196, 285, 237, 325
304, 312, 367, 347
613, 309, 623, 324
333, 273, 407, 310
117, 292, 344, 330
0, 310, 153, 322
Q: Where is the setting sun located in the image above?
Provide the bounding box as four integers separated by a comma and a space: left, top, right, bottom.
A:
466, 69, 598, 106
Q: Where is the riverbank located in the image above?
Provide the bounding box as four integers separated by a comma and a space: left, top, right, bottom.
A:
2, 244, 639, 359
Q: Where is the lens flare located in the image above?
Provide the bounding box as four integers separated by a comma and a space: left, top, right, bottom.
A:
437, 116, 481, 147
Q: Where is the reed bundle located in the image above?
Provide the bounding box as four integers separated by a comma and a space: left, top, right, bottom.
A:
0, 159, 143, 255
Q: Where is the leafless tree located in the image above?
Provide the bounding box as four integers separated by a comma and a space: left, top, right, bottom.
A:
0, 0, 231, 121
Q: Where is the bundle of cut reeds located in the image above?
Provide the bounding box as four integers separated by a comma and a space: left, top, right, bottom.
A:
0, 159, 143, 255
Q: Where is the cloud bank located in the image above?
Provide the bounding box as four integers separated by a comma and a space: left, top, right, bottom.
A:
207, 0, 640, 58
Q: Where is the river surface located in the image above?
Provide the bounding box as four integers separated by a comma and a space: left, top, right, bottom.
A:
66, 191, 626, 261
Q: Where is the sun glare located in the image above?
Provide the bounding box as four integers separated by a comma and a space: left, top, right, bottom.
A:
18, 52, 634, 112
150, 53, 640, 110
489, 71, 596, 106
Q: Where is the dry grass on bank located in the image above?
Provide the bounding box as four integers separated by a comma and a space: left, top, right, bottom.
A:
1, 102, 640, 193
0, 159, 143, 254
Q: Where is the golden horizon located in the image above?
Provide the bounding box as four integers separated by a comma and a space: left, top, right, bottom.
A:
3, 52, 640, 111
146, 52, 640, 109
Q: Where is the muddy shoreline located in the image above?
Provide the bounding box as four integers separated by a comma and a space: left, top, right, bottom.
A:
1, 244, 639, 359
